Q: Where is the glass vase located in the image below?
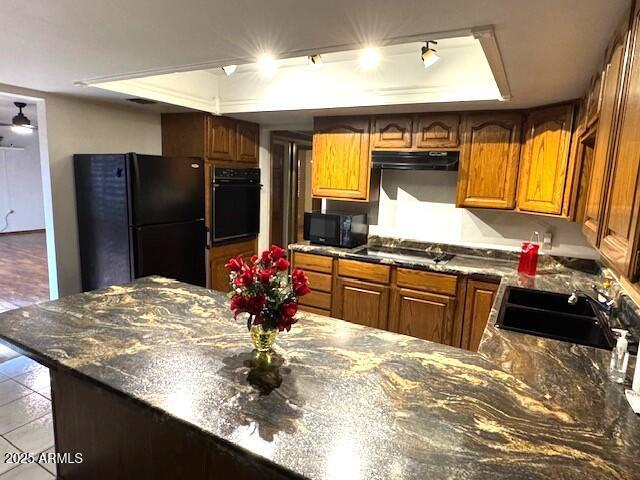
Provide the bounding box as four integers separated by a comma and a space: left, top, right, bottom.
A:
250, 324, 277, 352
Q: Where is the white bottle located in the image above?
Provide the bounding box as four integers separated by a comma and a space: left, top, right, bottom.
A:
610, 329, 630, 384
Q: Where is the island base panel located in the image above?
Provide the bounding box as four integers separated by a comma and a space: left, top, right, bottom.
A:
50, 369, 296, 480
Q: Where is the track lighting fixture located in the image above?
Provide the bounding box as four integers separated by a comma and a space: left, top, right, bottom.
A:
421, 41, 439, 68
221, 65, 237, 76
308, 54, 323, 69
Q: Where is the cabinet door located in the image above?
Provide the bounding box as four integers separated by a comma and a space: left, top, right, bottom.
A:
414, 114, 460, 149
585, 72, 603, 127
389, 288, 456, 345
600, 8, 640, 278
236, 121, 259, 164
461, 280, 498, 352
207, 116, 236, 162
312, 116, 371, 201
209, 240, 257, 292
516, 104, 574, 215
583, 29, 627, 245
333, 277, 389, 329
371, 115, 412, 149
456, 113, 522, 209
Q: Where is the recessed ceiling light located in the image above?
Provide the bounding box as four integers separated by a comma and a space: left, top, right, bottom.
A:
359, 48, 380, 70
221, 65, 237, 76
308, 54, 323, 70
257, 54, 277, 76
421, 41, 439, 68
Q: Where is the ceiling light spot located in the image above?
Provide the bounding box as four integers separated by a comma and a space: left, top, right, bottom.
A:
359, 48, 380, 70
257, 54, 278, 77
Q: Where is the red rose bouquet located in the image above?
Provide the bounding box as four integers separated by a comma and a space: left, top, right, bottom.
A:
225, 245, 311, 336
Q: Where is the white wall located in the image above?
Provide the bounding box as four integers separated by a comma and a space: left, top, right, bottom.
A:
1, 84, 162, 298
0, 130, 45, 232
368, 169, 598, 259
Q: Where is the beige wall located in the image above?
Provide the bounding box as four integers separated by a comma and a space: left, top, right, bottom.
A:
0, 84, 161, 297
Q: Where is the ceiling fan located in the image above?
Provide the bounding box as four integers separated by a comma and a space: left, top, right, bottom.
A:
0, 102, 37, 134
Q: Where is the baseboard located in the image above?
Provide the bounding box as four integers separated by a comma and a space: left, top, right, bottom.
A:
0, 229, 45, 236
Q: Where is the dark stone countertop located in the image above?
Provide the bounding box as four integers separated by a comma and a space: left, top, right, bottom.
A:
0, 274, 639, 479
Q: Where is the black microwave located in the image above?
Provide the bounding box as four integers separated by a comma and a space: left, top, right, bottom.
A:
303, 212, 368, 248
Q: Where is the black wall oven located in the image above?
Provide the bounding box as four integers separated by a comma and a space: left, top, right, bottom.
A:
211, 167, 261, 243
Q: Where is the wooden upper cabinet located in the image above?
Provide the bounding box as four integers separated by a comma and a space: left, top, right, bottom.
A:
583, 27, 628, 246
461, 279, 498, 352
206, 116, 236, 162
389, 288, 456, 345
161, 113, 207, 158
236, 121, 259, 164
585, 72, 604, 127
333, 277, 390, 330
371, 115, 412, 149
456, 113, 523, 209
371, 114, 461, 150
414, 114, 460, 149
312, 116, 371, 201
162, 113, 259, 165
600, 7, 640, 279
516, 104, 574, 215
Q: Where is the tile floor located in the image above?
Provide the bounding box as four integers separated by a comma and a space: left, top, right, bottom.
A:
0, 232, 56, 478
0, 345, 54, 479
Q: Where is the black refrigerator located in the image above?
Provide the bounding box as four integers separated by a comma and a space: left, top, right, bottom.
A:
74, 153, 206, 291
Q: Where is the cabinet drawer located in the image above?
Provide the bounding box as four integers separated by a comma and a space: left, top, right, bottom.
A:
299, 290, 332, 310
299, 305, 331, 317
293, 252, 333, 274
306, 271, 332, 293
338, 259, 391, 284
396, 268, 457, 295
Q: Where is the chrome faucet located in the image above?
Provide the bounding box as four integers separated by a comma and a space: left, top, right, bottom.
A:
568, 284, 616, 315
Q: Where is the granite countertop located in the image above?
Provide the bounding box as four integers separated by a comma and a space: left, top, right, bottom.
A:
288, 240, 518, 280
0, 275, 638, 479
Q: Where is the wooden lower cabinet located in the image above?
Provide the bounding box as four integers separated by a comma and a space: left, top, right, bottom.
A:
293, 253, 500, 351
292, 252, 335, 315
208, 239, 257, 292
460, 279, 499, 351
389, 288, 456, 344
333, 277, 390, 330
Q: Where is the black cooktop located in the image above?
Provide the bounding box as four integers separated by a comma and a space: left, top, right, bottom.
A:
353, 246, 455, 265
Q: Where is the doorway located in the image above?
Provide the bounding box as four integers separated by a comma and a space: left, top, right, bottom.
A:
269, 132, 320, 248
0, 93, 53, 311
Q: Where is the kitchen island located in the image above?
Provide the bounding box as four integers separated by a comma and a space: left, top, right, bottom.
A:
0, 276, 637, 479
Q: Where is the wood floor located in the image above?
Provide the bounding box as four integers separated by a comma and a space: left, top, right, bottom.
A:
0, 232, 49, 313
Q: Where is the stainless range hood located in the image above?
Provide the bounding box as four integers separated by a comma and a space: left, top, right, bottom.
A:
371, 150, 459, 171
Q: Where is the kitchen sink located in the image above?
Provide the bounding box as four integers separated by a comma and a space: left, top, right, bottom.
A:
496, 287, 617, 351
